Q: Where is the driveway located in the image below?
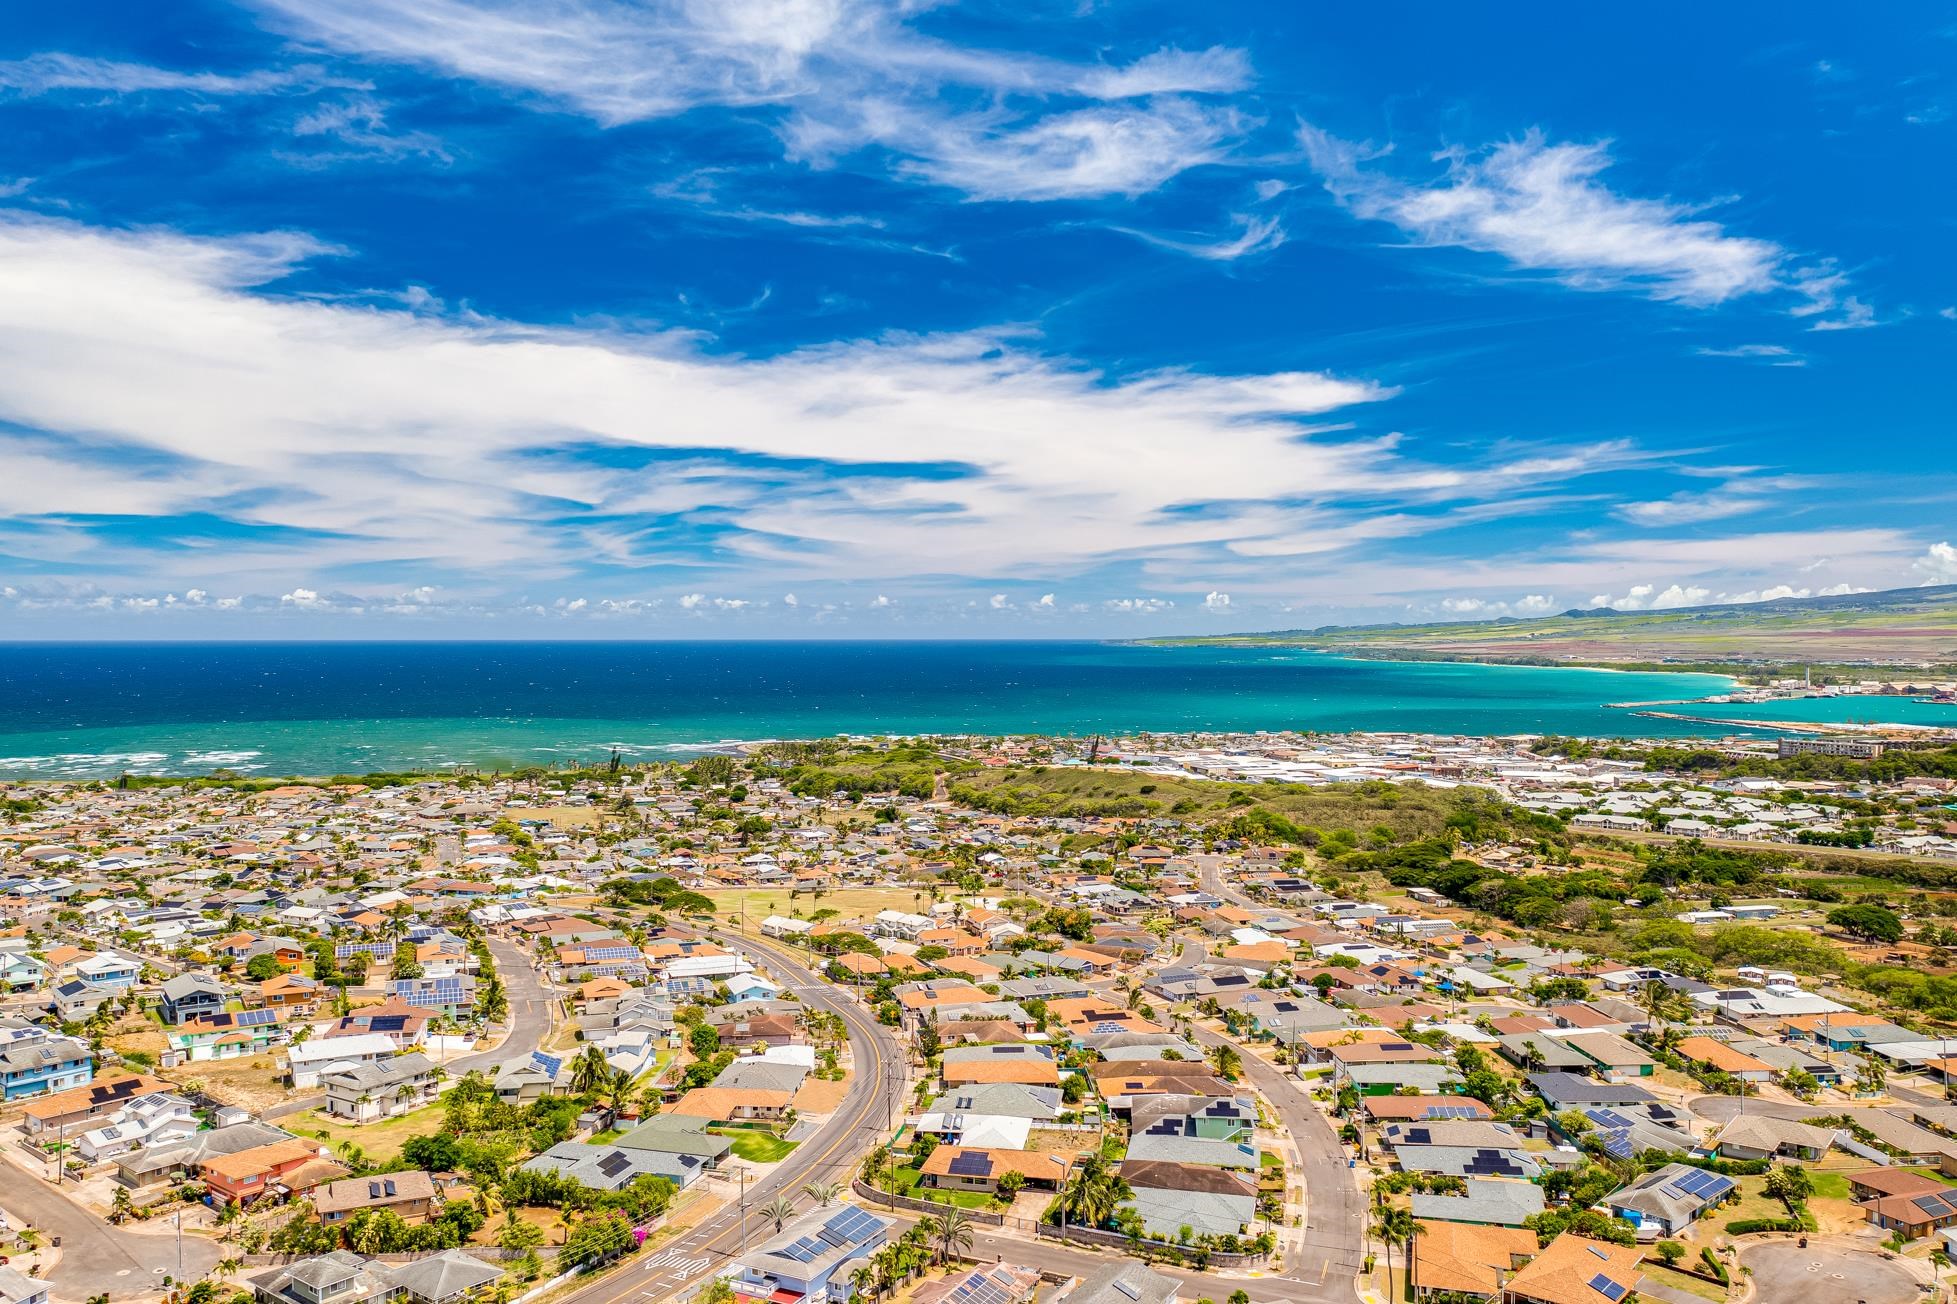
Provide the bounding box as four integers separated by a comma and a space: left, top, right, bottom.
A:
1687, 1094, 1825, 1124
1740, 1239, 1928, 1304
0, 1159, 220, 1300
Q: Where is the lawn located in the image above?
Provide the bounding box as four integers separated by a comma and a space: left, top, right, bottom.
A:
884, 1164, 997, 1210
712, 1129, 799, 1163
295, 1103, 446, 1165
702, 888, 954, 934
1641, 1262, 1728, 1303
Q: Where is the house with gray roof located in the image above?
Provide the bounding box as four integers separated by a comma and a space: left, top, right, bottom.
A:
1058, 1262, 1181, 1304
1410, 1177, 1545, 1226
613, 1112, 733, 1163
521, 1140, 707, 1190
1607, 1161, 1736, 1236
1394, 1144, 1542, 1182
1118, 1160, 1256, 1239
1123, 1132, 1259, 1171
383, 1250, 504, 1304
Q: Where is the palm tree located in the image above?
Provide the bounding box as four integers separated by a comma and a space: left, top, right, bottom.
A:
923, 1209, 973, 1265
1053, 1152, 1129, 1231
1206, 1043, 1243, 1080
1372, 1205, 1415, 1299
803, 1180, 842, 1207
761, 1195, 797, 1235
847, 1265, 874, 1303
111, 1185, 135, 1224
570, 1044, 611, 1096
1640, 980, 1670, 1042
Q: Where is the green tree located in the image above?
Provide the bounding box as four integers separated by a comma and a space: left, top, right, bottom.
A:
923, 1209, 974, 1265
1828, 904, 1905, 944
244, 954, 283, 981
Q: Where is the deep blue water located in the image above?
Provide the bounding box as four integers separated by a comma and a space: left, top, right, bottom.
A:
0, 640, 1931, 779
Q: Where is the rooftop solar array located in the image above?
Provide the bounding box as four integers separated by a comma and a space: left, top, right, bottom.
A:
1463, 1150, 1526, 1177
822, 1206, 882, 1246
947, 1152, 993, 1177
1666, 1169, 1734, 1203
1426, 1104, 1479, 1119
1913, 1193, 1957, 1217
1588, 1273, 1627, 1302
531, 1051, 563, 1078
581, 945, 638, 962
597, 1151, 632, 1178
948, 1268, 1017, 1304
336, 941, 395, 960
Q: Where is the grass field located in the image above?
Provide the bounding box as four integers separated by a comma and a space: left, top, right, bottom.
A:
712, 1129, 798, 1163
884, 1163, 995, 1209
294, 1102, 445, 1164
703, 887, 950, 932
505, 805, 602, 829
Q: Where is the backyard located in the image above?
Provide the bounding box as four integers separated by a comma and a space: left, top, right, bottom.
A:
294, 1102, 446, 1165
711, 1128, 799, 1164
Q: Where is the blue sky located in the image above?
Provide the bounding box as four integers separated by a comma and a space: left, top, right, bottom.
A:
0, 2, 1952, 637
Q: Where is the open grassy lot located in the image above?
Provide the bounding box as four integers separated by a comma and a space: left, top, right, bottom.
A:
505, 805, 601, 829
882, 1163, 996, 1210
711, 1128, 799, 1163
293, 1102, 445, 1165
703, 887, 948, 932
1640, 1262, 1728, 1303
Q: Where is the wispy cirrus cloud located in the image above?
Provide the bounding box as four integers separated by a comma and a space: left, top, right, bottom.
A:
242, 0, 1253, 200
0, 51, 346, 97
1298, 125, 1873, 326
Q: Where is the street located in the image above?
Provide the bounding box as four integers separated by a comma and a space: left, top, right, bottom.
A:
552, 929, 903, 1304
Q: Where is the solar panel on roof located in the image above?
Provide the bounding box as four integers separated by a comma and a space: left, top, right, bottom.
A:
531, 1051, 563, 1078
1112, 1280, 1141, 1302
816, 1225, 851, 1248
597, 1152, 632, 1178
947, 1152, 993, 1177
777, 1241, 815, 1263
1588, 1274, 1627, 1302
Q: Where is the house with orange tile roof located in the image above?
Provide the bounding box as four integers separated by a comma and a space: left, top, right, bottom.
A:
200, 1138, 345, 1205
1411, 1220, 1537, 1298
919, 1145, 1078, 1193
1674, 1036, 1774, 1082
1500, 1234, 1641, 1304
255, 972, 321, 1012
667, 1086, 796, 1121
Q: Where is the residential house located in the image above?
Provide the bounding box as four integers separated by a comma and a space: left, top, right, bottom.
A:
728, 1203, 890, 1304
1712, 1116, 1838, 1162
201, 1137, 345, 1206
158, 973, 231, 1026
314, 1171, 441, 1224
1500, 1236, 1640, 1304
1605, 1163, 1735, 1236
0, 1020, 93, 1100
1118, 1160, 1256, 1239
321, 1052, 441, 1123
1409, 1220, 1538, 1297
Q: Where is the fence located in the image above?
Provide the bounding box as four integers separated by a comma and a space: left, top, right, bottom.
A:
849, 1178, 1007, 1225
1033, 1222, 1270, 1268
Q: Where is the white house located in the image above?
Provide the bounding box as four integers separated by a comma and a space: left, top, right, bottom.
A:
286, 1033, 399, 1089
77, 1093, 199, 1162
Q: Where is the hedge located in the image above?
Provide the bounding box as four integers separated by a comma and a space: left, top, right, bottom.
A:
1700, 1248, 1729, 1284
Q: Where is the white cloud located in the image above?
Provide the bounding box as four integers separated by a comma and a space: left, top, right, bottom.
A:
782, 592, 798, 606
248, 0, 1251, 201
811, 97, 1246, 202
0, 214, 1496, 595
1072, 46, 1252, 99
1615, 488, 1768, 526
988, 593, 1009, 609
1202, 590, 1231, 611
290, 94, 450, 164
280, 586, 323, 606
869, 594, 892, 607
1437, 593, 1559, 618
1035, 593, 1055, 607
1584, 580, 1877, 611
0, 52, 334, 97
1300, 125, 1847, 313
1512, 594, 1558, 615
1816, 583, 1873, 596
1115, 212, 1284, 261
1916, 541, 1957, 583
1104, 597, 1174, 613
1694, 343, 1805, 367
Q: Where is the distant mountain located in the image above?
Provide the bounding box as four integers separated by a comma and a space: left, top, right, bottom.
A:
1149, 583, 1957, 670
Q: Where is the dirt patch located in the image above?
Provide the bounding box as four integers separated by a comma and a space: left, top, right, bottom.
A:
163, 1057, 290, 1113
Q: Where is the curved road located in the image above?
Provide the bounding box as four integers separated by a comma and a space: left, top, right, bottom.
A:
451, 936, 557, 1074
555, 929, 904, 1304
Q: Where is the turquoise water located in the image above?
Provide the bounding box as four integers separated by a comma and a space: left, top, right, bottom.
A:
0, 640, 1928, 780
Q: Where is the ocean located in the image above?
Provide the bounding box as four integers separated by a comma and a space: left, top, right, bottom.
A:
0, 641, 1945, 780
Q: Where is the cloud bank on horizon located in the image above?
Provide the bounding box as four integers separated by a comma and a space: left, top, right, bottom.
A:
0, 2, 1950, 635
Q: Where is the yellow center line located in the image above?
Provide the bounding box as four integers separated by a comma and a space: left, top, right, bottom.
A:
595, 930, 895, 1304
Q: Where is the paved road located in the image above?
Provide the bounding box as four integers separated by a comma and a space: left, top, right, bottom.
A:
1740, 1239, 1928, 1304
1188, 1026, 1366, 1302
0, 1163, 220, 1300
554, 930, 903, 1304
451, 937, 556, 1075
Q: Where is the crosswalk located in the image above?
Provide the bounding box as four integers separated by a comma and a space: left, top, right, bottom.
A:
639, 1247, 713, 1282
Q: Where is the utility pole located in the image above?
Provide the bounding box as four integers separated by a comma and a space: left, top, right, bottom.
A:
176, 1207, 184, 1282
737, 1168, 749, 1257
